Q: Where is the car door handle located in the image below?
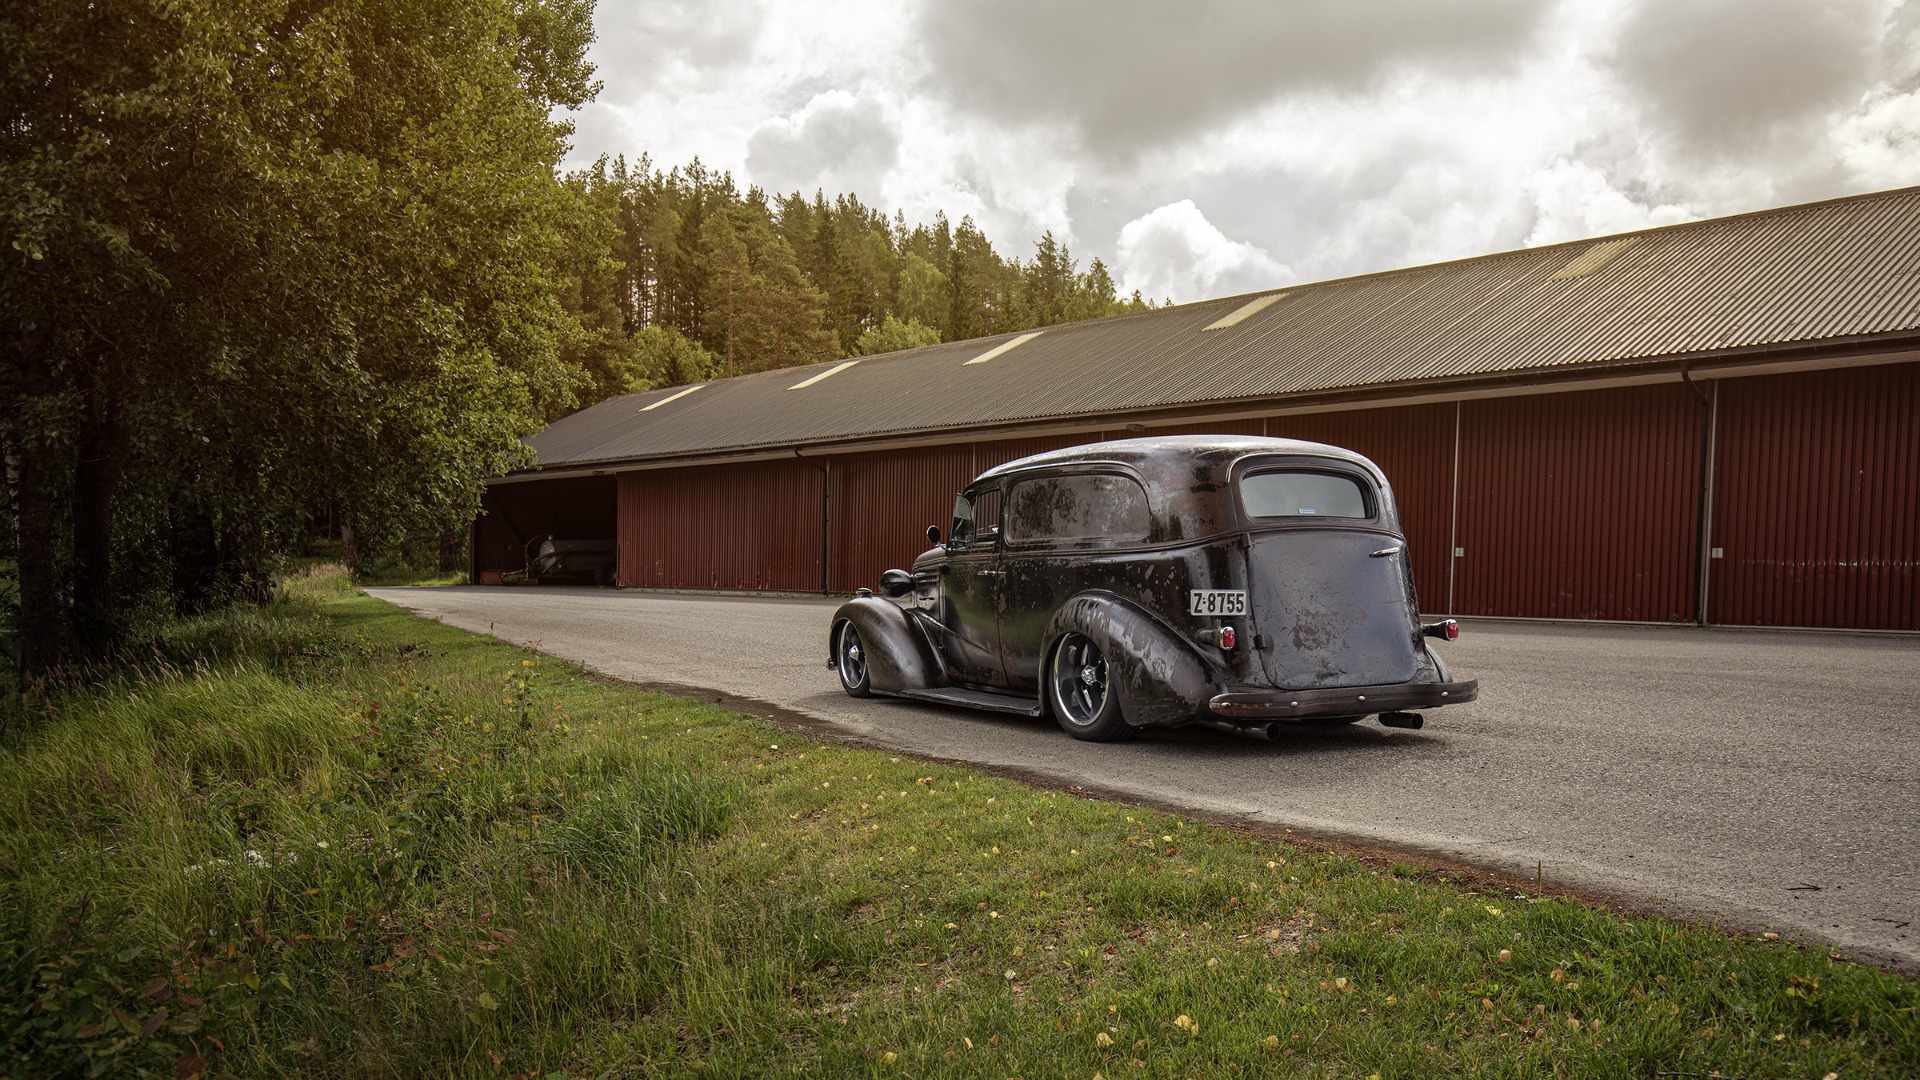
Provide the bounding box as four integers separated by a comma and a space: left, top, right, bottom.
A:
1369, 546, 1402, 558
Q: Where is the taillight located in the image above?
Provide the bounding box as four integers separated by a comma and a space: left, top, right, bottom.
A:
1422, 619, 1460, 641
1219, 625, 1236, 650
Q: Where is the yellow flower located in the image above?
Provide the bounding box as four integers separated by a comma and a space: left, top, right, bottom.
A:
1095, 1032, 1113, 1047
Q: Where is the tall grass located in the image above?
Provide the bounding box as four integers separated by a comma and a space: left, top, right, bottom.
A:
0, 571, 732, 1078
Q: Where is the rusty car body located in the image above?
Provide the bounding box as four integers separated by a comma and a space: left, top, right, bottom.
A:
827, 436, 1476, 741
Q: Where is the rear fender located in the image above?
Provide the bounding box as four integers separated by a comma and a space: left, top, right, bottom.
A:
829, 597, 948, 692
1044, 592, 1218, 728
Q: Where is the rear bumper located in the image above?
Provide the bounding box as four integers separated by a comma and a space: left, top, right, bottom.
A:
1209, 679, 1478, 720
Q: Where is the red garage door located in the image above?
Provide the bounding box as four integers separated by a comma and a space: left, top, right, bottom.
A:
618, 460, 824, 590
830, 444, 976, 593
1709, 362, 1920, 630
1454, 384, 1703, 621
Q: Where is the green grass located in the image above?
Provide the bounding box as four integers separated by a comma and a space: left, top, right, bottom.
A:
1, 569, 1914, 1078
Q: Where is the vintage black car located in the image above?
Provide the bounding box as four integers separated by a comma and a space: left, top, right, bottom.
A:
827, 436, 1476, 741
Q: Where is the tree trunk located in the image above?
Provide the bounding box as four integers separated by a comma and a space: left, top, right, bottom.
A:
72, 379, 135, 654
6, 445, 72, 683
4, 333, 75, 683
340, 518, 360, 578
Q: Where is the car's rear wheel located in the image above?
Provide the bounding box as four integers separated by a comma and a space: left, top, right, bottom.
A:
835, 622, 873, 698
1049, 633, 1133, 741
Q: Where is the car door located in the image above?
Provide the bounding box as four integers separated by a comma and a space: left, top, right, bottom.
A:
938, 485, 1008, 687
997, 469, 1155, 691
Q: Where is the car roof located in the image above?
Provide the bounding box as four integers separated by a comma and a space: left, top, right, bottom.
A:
973, 435, 1386, 487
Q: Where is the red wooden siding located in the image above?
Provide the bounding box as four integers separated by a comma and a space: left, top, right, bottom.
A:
1709, 363, 1920, 630
1454, 385, 1702, 621
1125, 419, 1266, 438
1269, 404, 1457, 614
617, 460, 824, 590
830, 445, 976, 591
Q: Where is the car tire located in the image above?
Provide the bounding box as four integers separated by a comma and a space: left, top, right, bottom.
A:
1048, 632, 1134, 742
835, 622, 873, 698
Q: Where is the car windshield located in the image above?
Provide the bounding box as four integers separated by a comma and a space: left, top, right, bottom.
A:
1241, 470, 1370, 519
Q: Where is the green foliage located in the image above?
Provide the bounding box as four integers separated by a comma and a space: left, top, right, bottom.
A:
854, 314, 945, 357
623, 324, 721, 393
558, 162, 1157, 410
1, 0, 603, 674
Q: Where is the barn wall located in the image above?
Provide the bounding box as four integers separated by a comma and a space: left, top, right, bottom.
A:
830, 444, 975, 592
1709, 362, 1920, 630
579, 361, 1916, 630
617, 460, 824, 590
1453, 384, 1703, 621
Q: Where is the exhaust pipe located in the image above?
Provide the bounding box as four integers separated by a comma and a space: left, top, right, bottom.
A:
1198, 719, 1282, 741
1378, 711, 1424, 730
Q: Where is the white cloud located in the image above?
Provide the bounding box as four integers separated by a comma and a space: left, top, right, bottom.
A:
746, 91, 902, 200
1116, 201, 1291, 303
1834, 89, 1920, 190
1522, 159, 1695, 247
561, 0, 1920, 307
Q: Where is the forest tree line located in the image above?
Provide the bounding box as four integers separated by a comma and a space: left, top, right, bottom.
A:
557, 156, 1160, 411
1, 0, 1163, 683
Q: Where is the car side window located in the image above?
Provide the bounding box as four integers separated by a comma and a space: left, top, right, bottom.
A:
950, 487, 1002, 547
1005, 472, 1150, 543
1240, 470, 1372, 519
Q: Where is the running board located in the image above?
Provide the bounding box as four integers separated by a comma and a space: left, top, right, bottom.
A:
888, 686, 1045, 718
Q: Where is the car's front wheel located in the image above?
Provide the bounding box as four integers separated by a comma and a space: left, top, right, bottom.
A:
1049, 632, 1134, 741
835, 622, 873, 698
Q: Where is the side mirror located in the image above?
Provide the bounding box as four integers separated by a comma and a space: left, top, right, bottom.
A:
879, 569, 912, 597
926, 524, 942, 546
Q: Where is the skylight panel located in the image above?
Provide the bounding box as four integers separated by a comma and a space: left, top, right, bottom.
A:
639, 384, 705, 412
1550, 238, 1641, 281
787, 359, 860, 390
963, 331, 1044, 365
1201, 292, 1287, 331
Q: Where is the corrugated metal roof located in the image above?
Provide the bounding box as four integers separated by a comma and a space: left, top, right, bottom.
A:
521, 187, 1920, 472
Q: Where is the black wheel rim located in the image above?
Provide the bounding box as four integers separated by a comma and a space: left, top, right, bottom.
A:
837, 624, 867, 688
1051, 633, 1108, 727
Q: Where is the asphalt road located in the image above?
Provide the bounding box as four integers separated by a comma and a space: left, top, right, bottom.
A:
367, 585, 1920, 971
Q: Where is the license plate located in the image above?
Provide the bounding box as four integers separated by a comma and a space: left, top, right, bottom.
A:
1189, 589, 1247, 616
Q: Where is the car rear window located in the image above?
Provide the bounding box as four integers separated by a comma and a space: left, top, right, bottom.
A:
1006, 473, 1150, 543
1241, 470, 1370, 519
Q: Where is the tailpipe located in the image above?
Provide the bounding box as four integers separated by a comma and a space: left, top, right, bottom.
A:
1198, 719, 1282, 741
1378, 711, 1424, 730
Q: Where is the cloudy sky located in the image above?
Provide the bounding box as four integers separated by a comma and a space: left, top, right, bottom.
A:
566, 0, 1920, 304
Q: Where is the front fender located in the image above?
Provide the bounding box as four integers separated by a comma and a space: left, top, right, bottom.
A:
829, 597, 948, 692
1044, 592, 1219, 728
